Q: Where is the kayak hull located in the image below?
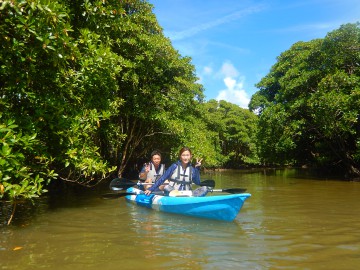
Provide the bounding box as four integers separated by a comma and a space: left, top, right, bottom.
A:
125, 187, 251, 221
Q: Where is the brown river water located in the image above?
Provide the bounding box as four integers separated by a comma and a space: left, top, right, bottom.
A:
1, 169, 360, 269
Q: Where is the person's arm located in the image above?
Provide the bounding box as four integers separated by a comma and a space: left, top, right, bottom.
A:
192, 166, 201, 185
146, 163, 176, 193
138, 163, 149, 180
191, 158, 202, 185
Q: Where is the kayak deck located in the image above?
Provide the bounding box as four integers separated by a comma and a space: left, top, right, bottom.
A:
125, 187, 251, 221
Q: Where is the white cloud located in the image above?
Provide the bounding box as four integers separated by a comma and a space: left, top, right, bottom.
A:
203, 66, 213, 75
220, 61, 239, 78
215, 62, 250, 108
197, 65, 213, 83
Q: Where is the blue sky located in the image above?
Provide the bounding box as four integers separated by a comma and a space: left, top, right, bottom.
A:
149, 0, 360, 108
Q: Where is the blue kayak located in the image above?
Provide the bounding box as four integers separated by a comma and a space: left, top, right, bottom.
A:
125, 187, 251, 221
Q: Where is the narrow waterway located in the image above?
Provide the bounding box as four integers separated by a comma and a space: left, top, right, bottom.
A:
1, 169, 359, 269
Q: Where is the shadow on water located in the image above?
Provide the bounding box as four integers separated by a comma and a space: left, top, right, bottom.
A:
0, 179, 111, 227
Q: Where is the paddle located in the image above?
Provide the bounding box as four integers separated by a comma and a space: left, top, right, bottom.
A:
102, 186, 247, 199
109, 178, 216, 191
103, 187, 247, 199
109, 178, 136, 190
210, 188, 247, 194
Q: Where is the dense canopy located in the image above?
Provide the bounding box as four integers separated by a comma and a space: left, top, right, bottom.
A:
250, 23, 360, 177
0, 0, 258, 208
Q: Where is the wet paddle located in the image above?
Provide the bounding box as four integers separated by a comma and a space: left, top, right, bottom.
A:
102, 187, 247, 199
109, 178, 135, 190
102, 192, 136, 199
199, 179, 216, 188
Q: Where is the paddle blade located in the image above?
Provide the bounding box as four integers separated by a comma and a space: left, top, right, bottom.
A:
222, 188, 247, 194
199, 179, 215, 188
101, 192, 135, 199
109, 178, 136, 190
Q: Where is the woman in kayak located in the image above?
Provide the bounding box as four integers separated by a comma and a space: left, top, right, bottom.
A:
144, 147, 203, 196
138, 150, 166, 190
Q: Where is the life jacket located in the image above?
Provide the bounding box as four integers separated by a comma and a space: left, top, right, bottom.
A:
168, 163, 193, 191
147, 163, 165, 183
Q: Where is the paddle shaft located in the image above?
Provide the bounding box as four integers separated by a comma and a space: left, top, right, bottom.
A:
102, 190, 164, 199
211, 188, 247, 194
110, 178, 215, 190
103, 187, 247, 199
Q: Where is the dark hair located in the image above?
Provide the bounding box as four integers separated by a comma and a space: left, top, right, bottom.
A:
150, 150, 161, 158
178, 147, 192, 158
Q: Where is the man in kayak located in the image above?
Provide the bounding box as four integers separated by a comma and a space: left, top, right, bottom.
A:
139, 150, 166, 191
144, 147, 203, 196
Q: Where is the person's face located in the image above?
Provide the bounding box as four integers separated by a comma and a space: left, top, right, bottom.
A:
180, 150, 191, 164
151, 154, 161, 166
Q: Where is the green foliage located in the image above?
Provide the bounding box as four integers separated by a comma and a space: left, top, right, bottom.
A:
57, 109, 116, 182
198, 100, 259, 167
251, 22, 360, 176
0, 0, 212, 197
166, 114, 223, 168
0, 0, 261, 213
0, 0, 117, 189
0, 115, 56, 201
73, 0, 207, 175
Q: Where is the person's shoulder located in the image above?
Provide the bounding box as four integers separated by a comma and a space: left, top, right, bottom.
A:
167, 162, 178, 170
169, 162, 178, 167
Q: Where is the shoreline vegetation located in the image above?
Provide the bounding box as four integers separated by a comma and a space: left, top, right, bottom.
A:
204, 166, 360, 180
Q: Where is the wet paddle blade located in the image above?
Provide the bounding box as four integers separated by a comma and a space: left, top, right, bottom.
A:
199, 179, 215, 188
101, 192, 136, 199
109, 178, 136, 190
223, 188, 247, 194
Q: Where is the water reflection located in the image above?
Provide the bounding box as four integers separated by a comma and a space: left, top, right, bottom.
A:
125, 201, 252, 269
1, 169, 360, 269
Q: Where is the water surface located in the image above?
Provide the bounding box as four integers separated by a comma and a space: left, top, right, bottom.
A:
1, 169, 359, 269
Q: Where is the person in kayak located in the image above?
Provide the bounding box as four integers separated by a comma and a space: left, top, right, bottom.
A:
138, 150, 166, 191
144, 147, 203, 196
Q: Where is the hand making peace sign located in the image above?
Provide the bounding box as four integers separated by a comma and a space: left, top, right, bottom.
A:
195, 158, 203, 167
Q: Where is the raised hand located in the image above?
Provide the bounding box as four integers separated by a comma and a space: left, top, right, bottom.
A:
145, 163, 150, 172
195, 158, 203, 167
